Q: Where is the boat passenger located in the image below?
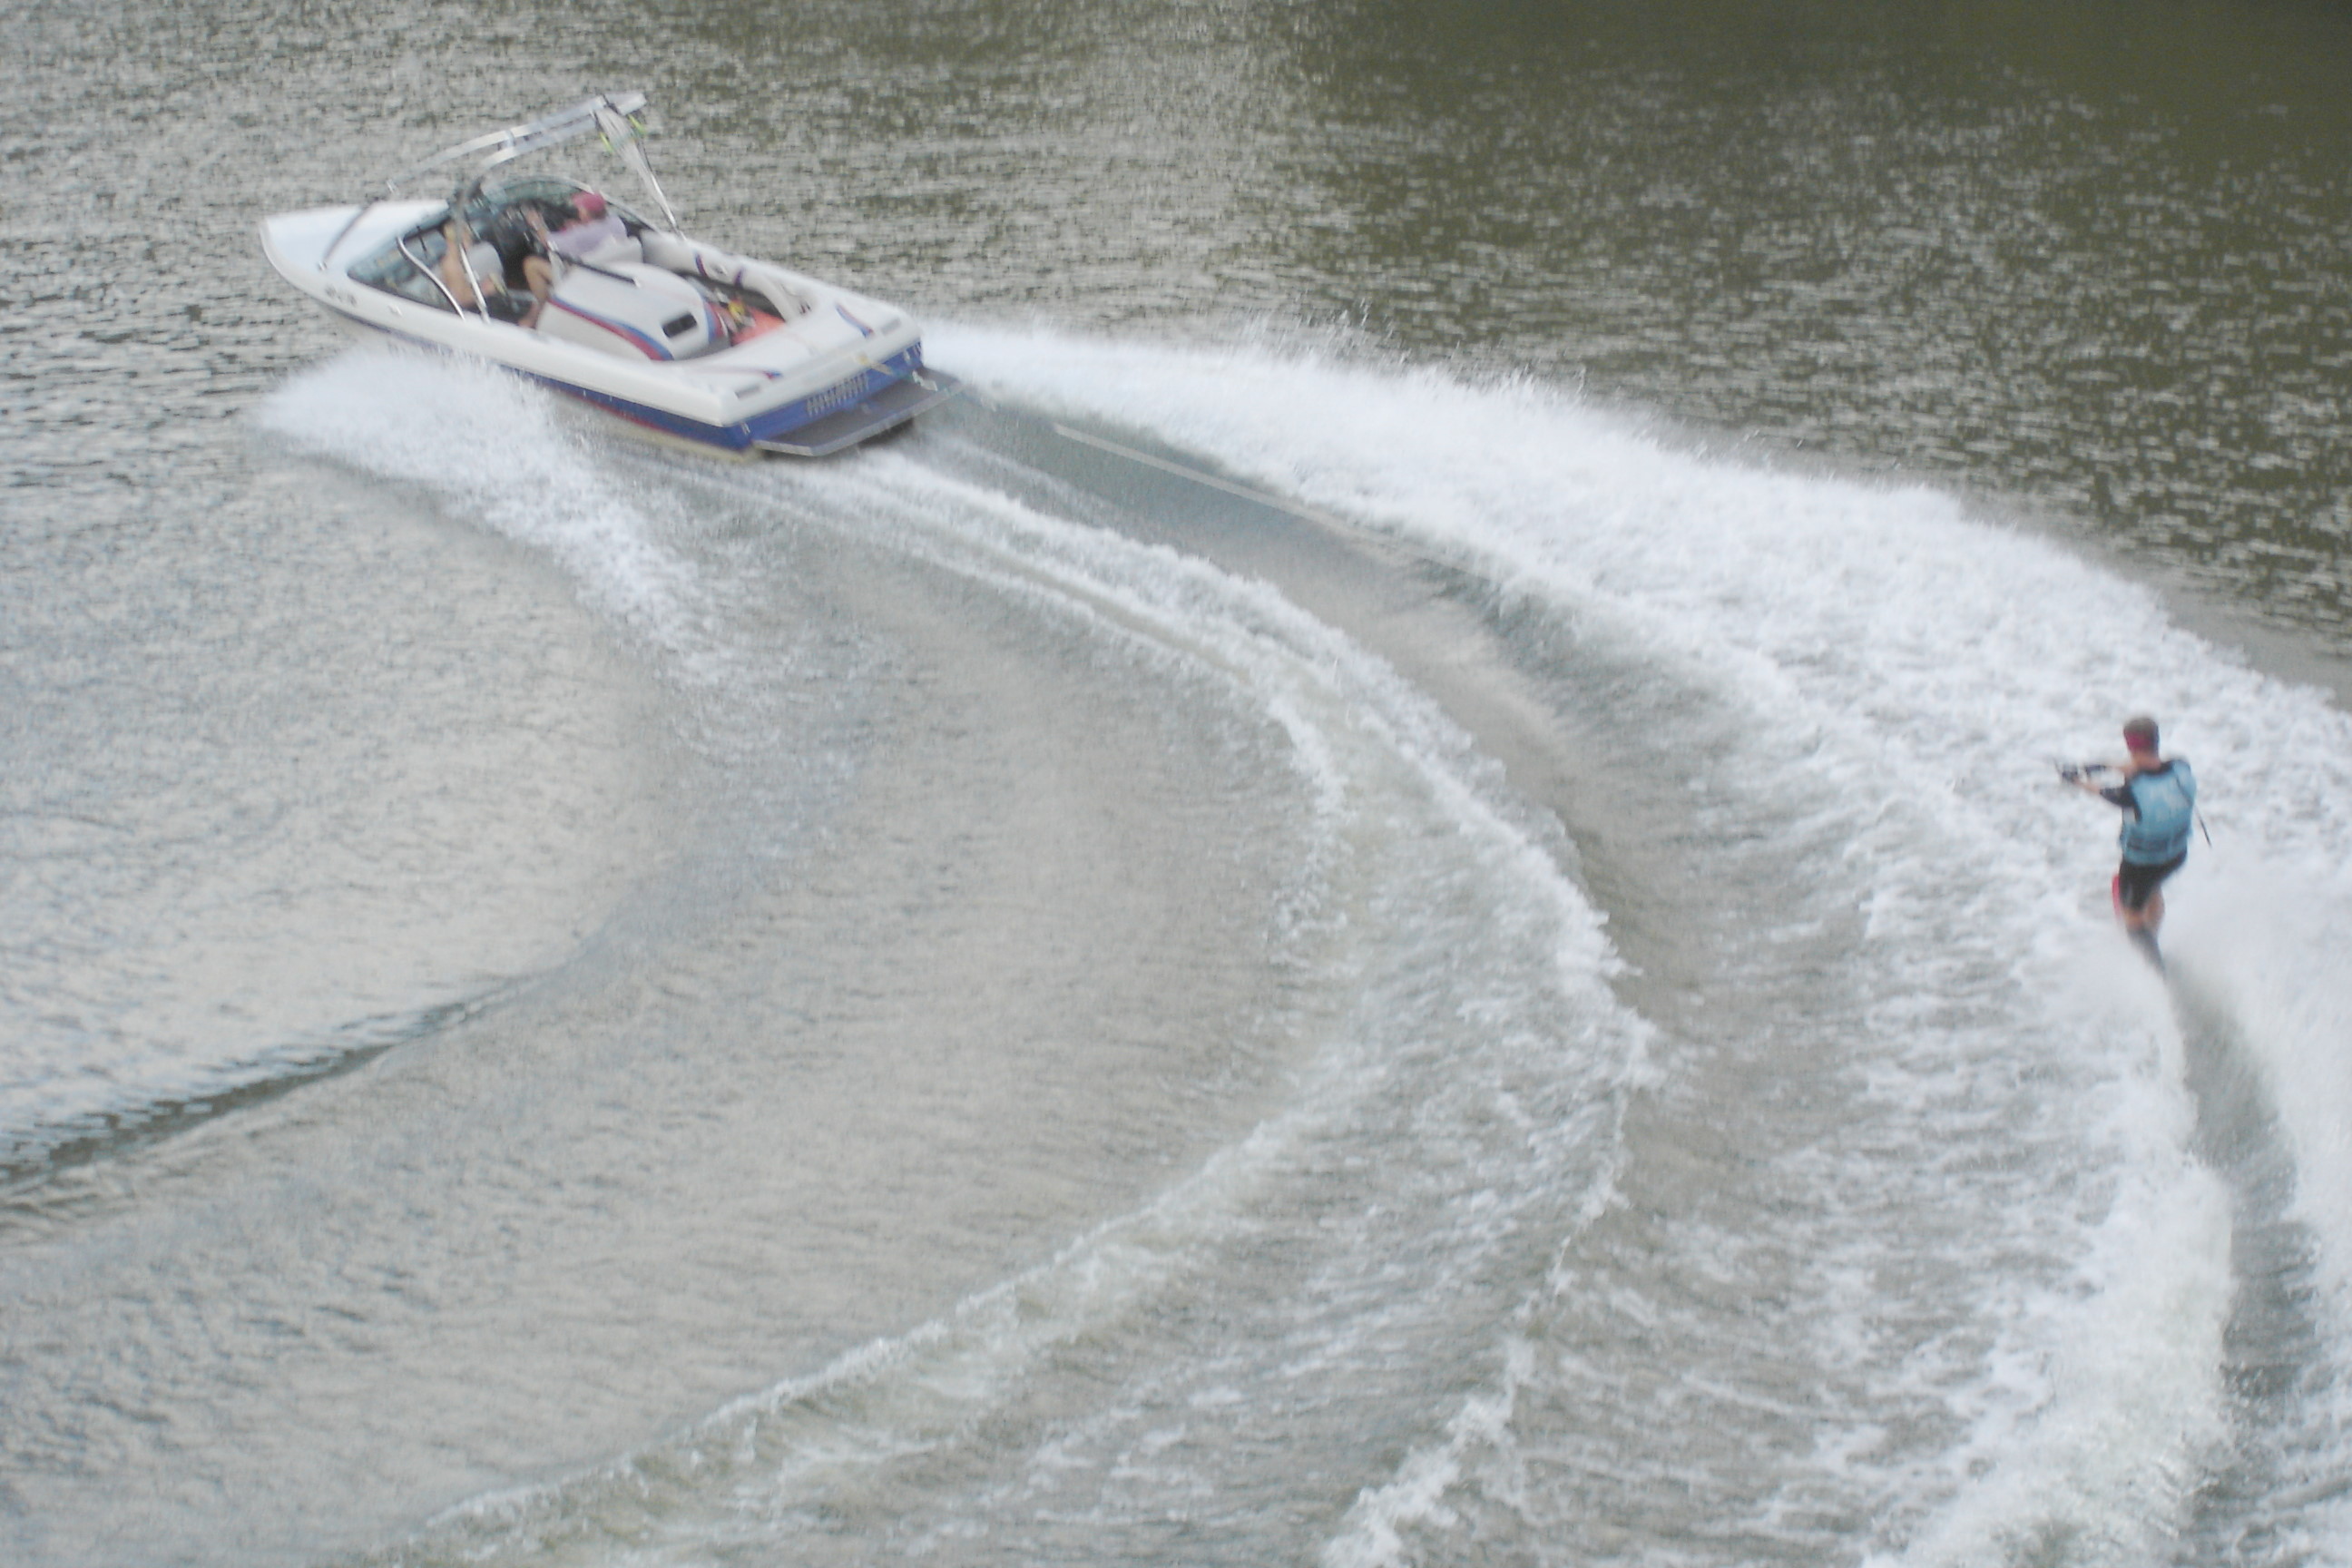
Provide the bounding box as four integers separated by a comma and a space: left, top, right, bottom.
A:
544, 191, 629, 262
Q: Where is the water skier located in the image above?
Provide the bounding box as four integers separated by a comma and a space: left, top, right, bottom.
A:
2061, 715, 2197, 970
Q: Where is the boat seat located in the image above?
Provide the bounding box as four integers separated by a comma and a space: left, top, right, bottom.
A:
539, 260, 726, 361
638, 230, 696, 272
578, 234, 642, 268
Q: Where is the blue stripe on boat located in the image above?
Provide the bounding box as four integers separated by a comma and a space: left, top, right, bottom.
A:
546, 297, 676, 360
321, 302, 922, 453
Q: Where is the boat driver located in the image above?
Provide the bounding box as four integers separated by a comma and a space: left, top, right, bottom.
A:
437, 216, 542, 328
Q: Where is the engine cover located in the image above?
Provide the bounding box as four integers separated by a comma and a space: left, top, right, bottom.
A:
539, 262, 725, 361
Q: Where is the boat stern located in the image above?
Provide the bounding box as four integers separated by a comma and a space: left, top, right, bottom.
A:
750, 365, 962, 457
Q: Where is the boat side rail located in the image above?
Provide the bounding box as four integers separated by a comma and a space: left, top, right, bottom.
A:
396, 230, 469, 317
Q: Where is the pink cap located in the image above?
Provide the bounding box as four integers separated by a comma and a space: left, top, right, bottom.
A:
573, 191, 607, 219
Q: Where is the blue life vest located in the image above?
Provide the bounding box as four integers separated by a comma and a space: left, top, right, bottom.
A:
2121, 760, 2196, 864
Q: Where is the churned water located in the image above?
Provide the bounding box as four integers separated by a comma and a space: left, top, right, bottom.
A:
6, 2, 2352, 1565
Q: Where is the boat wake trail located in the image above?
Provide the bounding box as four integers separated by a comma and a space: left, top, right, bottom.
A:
0, 992, 501, 1197
1, 352, 689, 1199
916, 325, 2352, 1563
344, 393, 1653, 1567
2164, 969, 2349, 1565
2164, 890, 2352, 1563
257, 348, 701, 659
260, 325, 2352, 1566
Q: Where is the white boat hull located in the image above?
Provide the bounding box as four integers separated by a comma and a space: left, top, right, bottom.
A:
260, 201, 956, 456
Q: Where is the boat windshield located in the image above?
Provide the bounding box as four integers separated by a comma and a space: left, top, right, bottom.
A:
459, 176, 642, 231
348, 220, 459, 310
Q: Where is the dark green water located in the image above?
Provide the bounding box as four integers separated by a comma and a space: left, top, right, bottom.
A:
17, 0, 2352, 633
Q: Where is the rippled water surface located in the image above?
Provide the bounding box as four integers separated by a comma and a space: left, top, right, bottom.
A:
6, 2, 2352, 1565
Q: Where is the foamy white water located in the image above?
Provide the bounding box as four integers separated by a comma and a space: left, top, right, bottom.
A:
12, 318, 2348, 1566
931, 325, 2352, 1561
362, 422, 1654, 1564
257, 350, 703, 655
183, 323, 2335, 1567
33, 328, 2322, 1568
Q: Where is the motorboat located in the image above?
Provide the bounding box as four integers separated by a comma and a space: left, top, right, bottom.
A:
259, 93, 958, 456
